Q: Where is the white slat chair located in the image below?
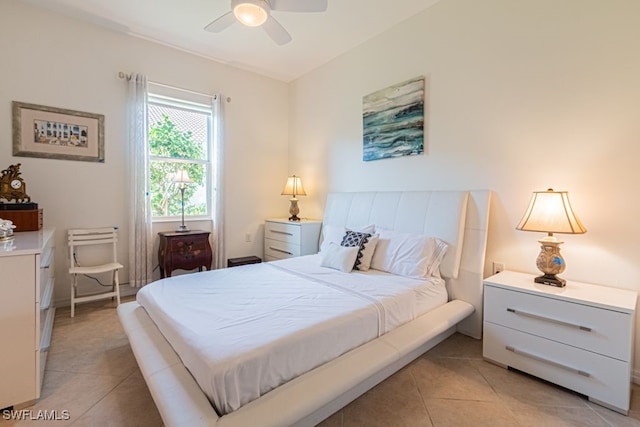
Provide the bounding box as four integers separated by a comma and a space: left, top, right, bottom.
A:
68, 227, 123, 318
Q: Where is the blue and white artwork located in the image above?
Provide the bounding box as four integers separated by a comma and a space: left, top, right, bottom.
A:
363, 76, 424, 161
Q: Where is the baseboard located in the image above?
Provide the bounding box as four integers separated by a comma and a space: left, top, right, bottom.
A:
53, 284, 138, 308
633, 369, 640, 385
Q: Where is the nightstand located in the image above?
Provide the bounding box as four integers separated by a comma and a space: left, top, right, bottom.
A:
264, 218, 322, 261
483, 270, 637, 414
158, 230, 212, 278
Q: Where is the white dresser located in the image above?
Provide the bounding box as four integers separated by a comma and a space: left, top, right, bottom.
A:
264, 218, 322, 261
0, 229, 55, 409
483, 270, 636, 414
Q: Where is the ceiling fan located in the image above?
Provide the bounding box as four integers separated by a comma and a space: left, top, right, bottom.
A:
204, 0, 328, 45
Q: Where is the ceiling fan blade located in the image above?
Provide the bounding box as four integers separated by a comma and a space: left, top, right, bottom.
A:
270, 0, 327, 13
204, 11, 236, 32
262, 16, 292, 45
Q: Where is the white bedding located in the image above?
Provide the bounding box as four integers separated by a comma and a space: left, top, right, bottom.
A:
137, 254, 447, 415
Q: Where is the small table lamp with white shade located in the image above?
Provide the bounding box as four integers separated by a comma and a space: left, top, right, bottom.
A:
516, 188, 587, 287
281, 175, 306, 221
172, 170, 193, 233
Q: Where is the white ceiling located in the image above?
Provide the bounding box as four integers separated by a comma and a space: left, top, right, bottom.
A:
21, 0, 440, 82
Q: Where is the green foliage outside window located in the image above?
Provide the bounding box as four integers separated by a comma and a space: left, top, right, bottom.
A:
149, 115, 206, 216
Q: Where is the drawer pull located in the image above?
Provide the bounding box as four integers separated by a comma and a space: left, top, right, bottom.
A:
505, 345, 591, 377
269, 247, 293, 255
270, 230, 294, 236
506, 308, 592, 332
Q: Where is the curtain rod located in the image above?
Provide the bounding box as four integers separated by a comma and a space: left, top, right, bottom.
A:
118, 72, 230, 102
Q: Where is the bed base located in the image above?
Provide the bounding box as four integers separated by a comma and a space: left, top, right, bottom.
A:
118, 299, 472, 427
119, 190, 491, 426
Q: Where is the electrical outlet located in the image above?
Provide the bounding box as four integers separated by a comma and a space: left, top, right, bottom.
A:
492, 261, 505, 275
245, 232, 252, 243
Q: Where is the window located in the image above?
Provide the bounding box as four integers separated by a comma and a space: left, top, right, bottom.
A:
147, 93, 212, 219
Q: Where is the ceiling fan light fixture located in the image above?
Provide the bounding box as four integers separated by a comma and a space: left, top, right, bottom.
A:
233, 0, 269, 27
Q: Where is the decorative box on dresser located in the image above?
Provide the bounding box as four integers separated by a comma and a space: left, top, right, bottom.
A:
264, 218, 322, 261
483, 270, 637, 414
0, 228, 55, 409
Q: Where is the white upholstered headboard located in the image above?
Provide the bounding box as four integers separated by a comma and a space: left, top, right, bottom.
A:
322, 190, 492, 338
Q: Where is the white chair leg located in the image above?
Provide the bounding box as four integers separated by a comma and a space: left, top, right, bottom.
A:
70, 274, 76, 318
114, 271, 121, 306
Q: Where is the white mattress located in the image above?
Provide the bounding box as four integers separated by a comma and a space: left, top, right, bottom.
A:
137, 254, 447, 415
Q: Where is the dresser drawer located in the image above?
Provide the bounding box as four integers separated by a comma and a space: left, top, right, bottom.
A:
264, 239, 300, 260
38, 241, 54, 303
485, 285, 631, 361
265, 221, 301, 244
484, 322, 630, 413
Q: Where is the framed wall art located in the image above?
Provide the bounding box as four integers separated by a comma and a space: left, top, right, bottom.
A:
363, 76, 424, 161
12, 101, 105, 162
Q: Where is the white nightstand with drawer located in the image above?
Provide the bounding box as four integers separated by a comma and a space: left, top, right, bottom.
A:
483, 270, 637, 414
264, 218, 321, 261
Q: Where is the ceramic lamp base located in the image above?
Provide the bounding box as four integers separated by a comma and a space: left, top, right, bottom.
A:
288, 198, 301, 222
534, 236, 566, 287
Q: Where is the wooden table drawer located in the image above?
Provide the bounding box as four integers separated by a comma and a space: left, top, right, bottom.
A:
484, 322, 630, 413
158, 230, 212, 278
264, 239, 300, 260
170, 236, 208, 254
485, 285, 631, 361
265, 221, 301, 244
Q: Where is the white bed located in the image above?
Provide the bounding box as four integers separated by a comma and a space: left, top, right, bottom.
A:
118, 190, 492, 426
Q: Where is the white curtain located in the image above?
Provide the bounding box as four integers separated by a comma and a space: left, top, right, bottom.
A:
127, 73, 153, 287
211, 94, 225, 269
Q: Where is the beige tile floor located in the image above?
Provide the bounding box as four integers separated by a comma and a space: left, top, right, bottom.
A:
2, 297, 640, 426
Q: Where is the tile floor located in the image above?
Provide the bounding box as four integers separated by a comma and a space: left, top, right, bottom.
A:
2, 297, 640, 426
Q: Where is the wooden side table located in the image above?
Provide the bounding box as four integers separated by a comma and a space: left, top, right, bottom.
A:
158, 230, 212, 278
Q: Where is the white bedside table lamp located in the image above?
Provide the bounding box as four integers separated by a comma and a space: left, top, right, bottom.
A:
516, 188, 586, 287
281, 175, 306, 221
172, 170, 193, 232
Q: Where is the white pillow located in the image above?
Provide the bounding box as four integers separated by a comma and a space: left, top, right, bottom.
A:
320, 243, 359, 273
370, 229, 448, 279
319, 224, 375, 253
339, 230, 379, 271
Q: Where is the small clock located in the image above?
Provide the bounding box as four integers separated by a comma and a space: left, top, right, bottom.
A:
0, 163, 31, 203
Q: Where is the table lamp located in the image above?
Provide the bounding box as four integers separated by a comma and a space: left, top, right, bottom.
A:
173, 170, 193, 232
281, 175, 306, 221
516, 188, 586, 287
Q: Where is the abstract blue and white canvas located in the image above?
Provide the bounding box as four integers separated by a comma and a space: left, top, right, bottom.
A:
363, 76, 424, 161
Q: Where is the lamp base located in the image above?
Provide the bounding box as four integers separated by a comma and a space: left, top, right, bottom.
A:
176, 224, 190, 233
534, 236, 566, 287
534, 274, 566, 287
288, 198, 301, 222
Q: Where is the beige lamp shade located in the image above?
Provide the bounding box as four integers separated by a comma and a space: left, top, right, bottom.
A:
281, 175, 307, 197
516, 189, 586, 235
171, 170, 194, 184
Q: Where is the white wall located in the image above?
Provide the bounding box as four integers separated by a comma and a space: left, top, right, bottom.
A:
289, 0, 640, 366
0, 1, 290, 303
